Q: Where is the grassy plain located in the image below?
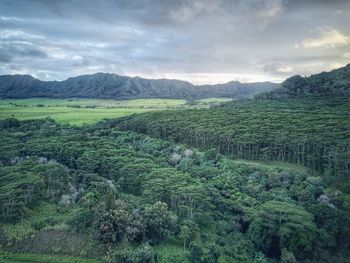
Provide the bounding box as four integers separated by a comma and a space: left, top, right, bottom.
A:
0, 98, 231, 125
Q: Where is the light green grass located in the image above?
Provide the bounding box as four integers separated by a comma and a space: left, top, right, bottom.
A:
0, 98, 188, 108
0, 106, 155, 125
0, 98, 232, 125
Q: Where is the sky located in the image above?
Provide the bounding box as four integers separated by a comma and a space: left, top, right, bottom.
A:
0, 0, 349, 84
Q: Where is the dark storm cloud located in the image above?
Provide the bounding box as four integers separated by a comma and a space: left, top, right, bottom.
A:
0, 0, 349, 83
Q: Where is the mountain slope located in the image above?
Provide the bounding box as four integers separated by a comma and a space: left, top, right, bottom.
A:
0, 73, 278, 99
256, 63, 350, 99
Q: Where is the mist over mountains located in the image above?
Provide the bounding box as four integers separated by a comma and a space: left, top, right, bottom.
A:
0, 73, 278, 100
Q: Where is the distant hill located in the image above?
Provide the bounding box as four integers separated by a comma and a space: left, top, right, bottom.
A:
0, 73, 278, 100
256, 63, 350, 99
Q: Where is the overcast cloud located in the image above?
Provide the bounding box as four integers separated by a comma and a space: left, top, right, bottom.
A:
0, 0, 349, 84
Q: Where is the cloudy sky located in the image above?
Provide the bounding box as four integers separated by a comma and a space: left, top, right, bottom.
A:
0, 0, 349, 84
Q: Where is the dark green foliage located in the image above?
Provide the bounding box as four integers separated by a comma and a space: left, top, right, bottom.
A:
0, 159, 68, 221
248, 201, 317, 259
189, 242, 220, 263
0, 161, 43, 221
93, 201, 144, 244
190, 242, 203, 263
0, 118, 19, 129
143, 202, 177, 243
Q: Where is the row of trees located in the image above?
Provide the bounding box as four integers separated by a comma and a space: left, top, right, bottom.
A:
115, 98, 350, 191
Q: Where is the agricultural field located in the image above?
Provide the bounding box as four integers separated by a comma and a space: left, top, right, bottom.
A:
0, 98, 231, 125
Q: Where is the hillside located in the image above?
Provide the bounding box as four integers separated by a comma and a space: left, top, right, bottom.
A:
0, 73, 278, 100
256, 63, 350, 99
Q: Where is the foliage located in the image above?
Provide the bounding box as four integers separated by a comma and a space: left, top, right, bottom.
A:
248, 201, 317, 259
143, 202, 177, 243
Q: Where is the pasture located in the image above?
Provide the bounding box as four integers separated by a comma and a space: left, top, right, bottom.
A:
0, 98, 231, 125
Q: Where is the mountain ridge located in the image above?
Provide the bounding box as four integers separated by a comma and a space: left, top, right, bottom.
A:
256, 63, 350, 99
0, 73, 278, 100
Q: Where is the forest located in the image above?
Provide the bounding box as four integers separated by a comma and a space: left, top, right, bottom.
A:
114, 97, 350, 192
0, 117, 349, 263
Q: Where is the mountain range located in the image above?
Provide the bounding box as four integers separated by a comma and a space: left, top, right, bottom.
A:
2, 64, 349, 100
0, 73, 278, 100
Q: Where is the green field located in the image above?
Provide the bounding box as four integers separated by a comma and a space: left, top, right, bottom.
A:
0, 98, 231, 125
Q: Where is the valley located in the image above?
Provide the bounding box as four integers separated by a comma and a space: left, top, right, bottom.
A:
1, 0, 350, 259
1, 64, 350, 263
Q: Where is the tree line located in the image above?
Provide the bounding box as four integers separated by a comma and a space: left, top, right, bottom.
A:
114, 98, 350, 192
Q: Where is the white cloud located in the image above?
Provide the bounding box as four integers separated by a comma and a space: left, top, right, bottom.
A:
263, 63, 294, 76
257, 0, 284, 19
343, 52, 350, 59
297, 28, 350, 48
275, 65, 293, 73
335, 10, 343, 15
169, 0, 219, 23
327, 62, 346, 70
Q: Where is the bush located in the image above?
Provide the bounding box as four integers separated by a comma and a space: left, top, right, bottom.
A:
111, 244, 156, 263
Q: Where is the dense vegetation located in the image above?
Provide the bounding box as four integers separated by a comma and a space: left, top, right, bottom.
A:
0, 73, 277, 100
0, 118, 349, 262
114, 98, 350, 191
257, 63, 350, 99
0, 98, 231, 125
